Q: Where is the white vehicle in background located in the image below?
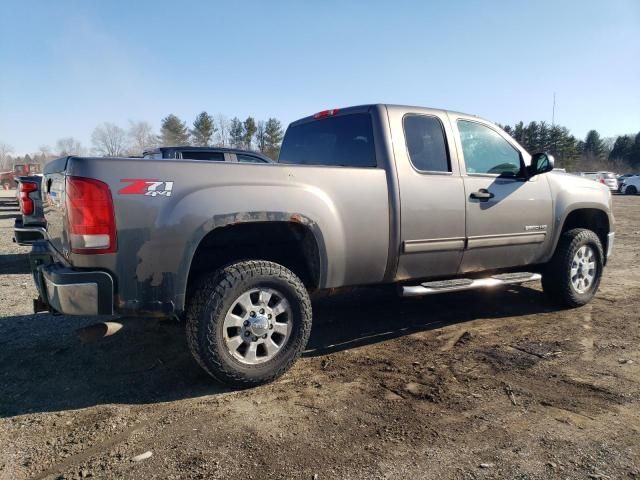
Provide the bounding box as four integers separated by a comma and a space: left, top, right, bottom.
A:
577, 171, 618, 192
620, 175, 640, 195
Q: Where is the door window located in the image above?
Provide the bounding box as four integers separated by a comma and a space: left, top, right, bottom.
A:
458, 120, 522, 176
403, 115, 450, 172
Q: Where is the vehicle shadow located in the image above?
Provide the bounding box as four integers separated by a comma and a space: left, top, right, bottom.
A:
305, 285, 554, 356
0, 285, 556, 417
0, 313, 229, 418
0, 253, 31, 274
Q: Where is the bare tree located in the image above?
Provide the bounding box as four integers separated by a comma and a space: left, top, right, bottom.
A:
91, 123, 128, 157
0, 142, 14, 170
128, 120, 157, 155
215, 113, 229, 146
56, 137, 84, 156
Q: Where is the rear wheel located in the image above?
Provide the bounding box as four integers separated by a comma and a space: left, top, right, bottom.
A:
625, 185, 637, 195
542, 228, 603, 307
186, 260, 312, 387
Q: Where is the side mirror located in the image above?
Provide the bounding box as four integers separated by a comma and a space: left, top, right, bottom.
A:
529, 152, 555, 177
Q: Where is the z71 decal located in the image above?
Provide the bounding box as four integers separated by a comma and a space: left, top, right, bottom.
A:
119, 179, 174, 197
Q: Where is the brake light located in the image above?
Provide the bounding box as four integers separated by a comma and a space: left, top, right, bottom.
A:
599, 178, 606, 184
19, 181, 38, 215
66, 176, 117, 254
313, 108, 340, 119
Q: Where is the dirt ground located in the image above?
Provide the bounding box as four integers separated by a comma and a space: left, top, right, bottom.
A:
0, 188, 638, 480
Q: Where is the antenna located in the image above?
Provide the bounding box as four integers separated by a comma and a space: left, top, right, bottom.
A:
552, 92, 556, 126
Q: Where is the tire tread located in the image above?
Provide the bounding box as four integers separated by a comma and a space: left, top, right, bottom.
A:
542, 228, 603, 307
186, 260, 312, 387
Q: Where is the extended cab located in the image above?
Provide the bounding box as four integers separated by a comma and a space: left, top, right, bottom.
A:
29, 104, 614, 386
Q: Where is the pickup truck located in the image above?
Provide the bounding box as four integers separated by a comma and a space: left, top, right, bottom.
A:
142, 146, 272, 163
29, 104, 614, 387
14, 175, 46, 245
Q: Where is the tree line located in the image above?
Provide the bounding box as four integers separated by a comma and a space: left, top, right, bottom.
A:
0, 112, 285, 170
499, 121, 640, 172
2, 116, 639, 173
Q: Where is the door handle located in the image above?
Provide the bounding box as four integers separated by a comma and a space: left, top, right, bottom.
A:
470, 189, 494, 201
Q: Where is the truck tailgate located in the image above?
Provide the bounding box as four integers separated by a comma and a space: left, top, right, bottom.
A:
41, 157, 69, 256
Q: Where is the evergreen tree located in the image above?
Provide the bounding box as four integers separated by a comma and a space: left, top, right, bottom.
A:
243, 117, 257, 150
630, 132, 640, 168
524, 121, 540, 153
583, 130, 604, 158
229, 117, 244, 148
609, 135, 633, 162
513, 121, 525, 145
264, 118, 284, 159
191, 111, 216, 146
160, 114, 190, 146
538, 121, 550, 152
255, 121, 266, 152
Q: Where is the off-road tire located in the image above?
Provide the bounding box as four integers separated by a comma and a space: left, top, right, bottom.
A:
625, 185, 637, 195
186, 260, 312, 387
542, 228, 603, 307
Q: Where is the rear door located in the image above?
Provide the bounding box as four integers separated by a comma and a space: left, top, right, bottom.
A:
451, 115, 553, 272
388, 106, 466, 280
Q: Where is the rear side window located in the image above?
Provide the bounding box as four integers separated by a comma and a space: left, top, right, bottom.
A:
403, 115, 450, 172
181, 151, 225, 161
279, 113, 376, 167
237, 153, 267, 163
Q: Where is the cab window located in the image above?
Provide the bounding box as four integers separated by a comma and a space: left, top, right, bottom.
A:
457, 120, 522, 176
403, 115, 450, 172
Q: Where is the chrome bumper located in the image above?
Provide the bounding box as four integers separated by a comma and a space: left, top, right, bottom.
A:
606, 232, 615, 258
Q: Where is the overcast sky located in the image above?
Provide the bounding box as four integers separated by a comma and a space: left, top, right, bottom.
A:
1, 0, 639, 154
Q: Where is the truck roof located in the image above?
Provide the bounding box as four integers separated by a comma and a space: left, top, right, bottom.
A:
289, 104, 482, 127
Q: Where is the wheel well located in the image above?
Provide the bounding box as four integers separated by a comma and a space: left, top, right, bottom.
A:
187, 222, 322, 296
561, 208, 609, 251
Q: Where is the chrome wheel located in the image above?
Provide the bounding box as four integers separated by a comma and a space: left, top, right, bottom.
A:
222, 288, 292, 365
570, 245, 597, 294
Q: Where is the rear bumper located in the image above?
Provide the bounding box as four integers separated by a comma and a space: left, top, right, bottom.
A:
30, 246, 114, 316
14, 218, 46, 245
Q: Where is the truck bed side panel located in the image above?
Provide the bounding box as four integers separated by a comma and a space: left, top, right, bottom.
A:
52, 158, 389, 314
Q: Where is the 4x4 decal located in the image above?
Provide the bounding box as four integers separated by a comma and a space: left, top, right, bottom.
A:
119, 179, 174, 197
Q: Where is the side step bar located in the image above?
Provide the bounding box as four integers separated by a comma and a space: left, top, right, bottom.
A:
402, 272, 541, 297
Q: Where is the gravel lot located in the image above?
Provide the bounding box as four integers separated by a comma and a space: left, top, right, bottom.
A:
0, 188, 638, 480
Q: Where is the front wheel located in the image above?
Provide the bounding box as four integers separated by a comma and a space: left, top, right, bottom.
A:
625, 185, 637, 195
186, 260, 312, 387
542, 228, 604, 307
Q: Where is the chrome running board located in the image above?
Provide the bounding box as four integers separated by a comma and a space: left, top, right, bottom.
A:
401, 272, 541, 297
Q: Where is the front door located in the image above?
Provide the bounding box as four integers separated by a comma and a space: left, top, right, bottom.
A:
451, 116, 553, 272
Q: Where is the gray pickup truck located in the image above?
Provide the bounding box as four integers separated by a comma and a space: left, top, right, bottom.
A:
29, 104, 614, 387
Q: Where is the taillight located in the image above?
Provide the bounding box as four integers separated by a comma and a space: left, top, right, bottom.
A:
66, 176, 117, 254
313, 108, 340, 119
599, 178, 606, 184
19, 181, 38, 215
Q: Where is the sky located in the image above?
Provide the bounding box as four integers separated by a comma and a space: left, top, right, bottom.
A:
0, 0, 639, 155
